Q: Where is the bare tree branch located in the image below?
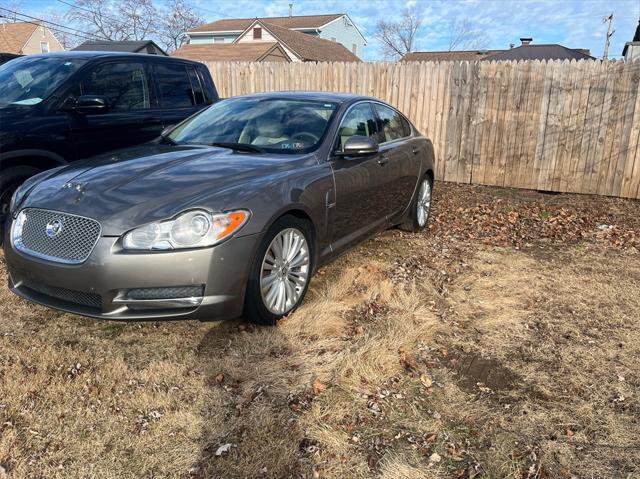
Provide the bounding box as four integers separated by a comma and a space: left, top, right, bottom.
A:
158, 0, 203, 52
374, 7, 423, 60
447, 19, 489, 51
66, 0, 157, 42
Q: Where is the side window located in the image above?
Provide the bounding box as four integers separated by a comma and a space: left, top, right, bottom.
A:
337, 103, 379, 151
197, 65, 215, 103
81, 62, 150, 111
187, 67, 205, 105
375, 104, 411, 143
156, 63, 195, 108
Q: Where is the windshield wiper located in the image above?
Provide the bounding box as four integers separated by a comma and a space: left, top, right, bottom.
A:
209, 142, 264, 153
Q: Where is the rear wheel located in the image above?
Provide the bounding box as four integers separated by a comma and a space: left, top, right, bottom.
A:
399, 175, 433, 232
244, 215, 314, 325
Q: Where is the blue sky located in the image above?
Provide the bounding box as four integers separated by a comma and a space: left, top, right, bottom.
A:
17, 0, 640, 60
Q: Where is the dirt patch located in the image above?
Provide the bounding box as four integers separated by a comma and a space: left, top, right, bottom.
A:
445, 353, 521, 394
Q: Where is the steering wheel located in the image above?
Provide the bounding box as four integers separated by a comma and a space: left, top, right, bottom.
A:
292, 132, 320, 144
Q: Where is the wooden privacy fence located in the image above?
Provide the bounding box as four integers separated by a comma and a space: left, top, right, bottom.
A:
205, 60, 640, 199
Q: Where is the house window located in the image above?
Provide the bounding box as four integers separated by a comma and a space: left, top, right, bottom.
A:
352, 44, 357, 54
253, 27, 262, 40
40, 41, 49, 53
214, 37, 225, 43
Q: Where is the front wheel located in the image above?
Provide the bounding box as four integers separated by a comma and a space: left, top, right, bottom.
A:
244, 215, 314, 325
399, 175, 433, 232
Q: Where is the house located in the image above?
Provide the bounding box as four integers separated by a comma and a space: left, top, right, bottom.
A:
622, 19, 640, 61
187, 13, 366, 59
173, 43, 291, 62
402, 38, 594, 62
0, 21, 64, 55
72, 40, 167, 55
173, 20, 360, 62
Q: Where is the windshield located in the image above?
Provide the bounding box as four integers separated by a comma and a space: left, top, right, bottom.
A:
168, 97, 339, 154
0, 56, 87, 107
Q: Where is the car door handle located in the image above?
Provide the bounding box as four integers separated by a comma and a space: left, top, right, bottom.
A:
377, 156, 389, 166
412, 147, 419, 155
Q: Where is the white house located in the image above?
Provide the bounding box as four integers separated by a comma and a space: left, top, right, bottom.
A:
187, 13, 366, 59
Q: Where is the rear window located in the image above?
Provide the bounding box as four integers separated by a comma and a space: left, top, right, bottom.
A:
375, 104, 412, 142
156, 63, 195, 108
197, 65, 215, 103
187, 67, 205, 105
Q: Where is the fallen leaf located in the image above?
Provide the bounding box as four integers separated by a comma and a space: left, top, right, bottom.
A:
215, 373, 224, 384
312, 377, 327, 395
215, 443, 233, 456
566, 429, 574, 438
429, 452, 441, 463
420, 374, 433, 388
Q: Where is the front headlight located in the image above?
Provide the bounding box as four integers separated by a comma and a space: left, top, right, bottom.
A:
122, 209, 250, 251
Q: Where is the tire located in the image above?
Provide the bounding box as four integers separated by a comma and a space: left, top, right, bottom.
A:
244, 215, 314, 325
399, 174, 433, 233
0, 165, 41, 215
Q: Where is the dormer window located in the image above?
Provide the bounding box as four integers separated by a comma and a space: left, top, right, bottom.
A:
253, 27, 262, 40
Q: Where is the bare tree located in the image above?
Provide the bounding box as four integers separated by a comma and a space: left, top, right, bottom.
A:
0, 0, 24, 22
37, 11, 79, 49
374, 7, 423, 59
158, 0, 203, 52
66, 0, 157, 42
447, 19, 489, 51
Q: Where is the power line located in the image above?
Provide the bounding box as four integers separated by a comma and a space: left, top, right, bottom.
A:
0, 14, 99, 42
55, 0, 124, 27
0, 7, 103, 41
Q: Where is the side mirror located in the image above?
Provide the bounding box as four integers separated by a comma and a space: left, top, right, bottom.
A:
63, 95, 109, 115
336, 136, 379, 157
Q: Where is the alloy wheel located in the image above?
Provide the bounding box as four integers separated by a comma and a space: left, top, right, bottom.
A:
260, 227, 310, 315
417, 179, 432, 227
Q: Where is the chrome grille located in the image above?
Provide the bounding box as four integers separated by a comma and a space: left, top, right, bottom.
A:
22, 279, 102, 310
13, 209, 101, 264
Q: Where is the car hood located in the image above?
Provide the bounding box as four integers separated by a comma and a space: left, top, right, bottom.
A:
19, 144, 314, 235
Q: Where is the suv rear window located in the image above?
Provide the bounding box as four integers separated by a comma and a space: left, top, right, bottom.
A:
156, 63, 196, 109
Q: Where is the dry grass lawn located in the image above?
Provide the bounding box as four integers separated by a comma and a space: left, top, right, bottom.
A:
0, 183, 638, 478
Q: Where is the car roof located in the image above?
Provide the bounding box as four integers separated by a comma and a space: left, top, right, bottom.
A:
235, 91, 377, 105
22, 50, 202, 65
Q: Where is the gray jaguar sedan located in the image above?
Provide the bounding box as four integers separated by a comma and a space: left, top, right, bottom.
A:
4, 92, 435, 325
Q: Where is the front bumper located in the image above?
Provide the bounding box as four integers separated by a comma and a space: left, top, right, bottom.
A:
3, 222, 259, 321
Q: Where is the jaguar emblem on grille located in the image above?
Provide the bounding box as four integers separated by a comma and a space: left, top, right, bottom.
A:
45, 219, 64, 238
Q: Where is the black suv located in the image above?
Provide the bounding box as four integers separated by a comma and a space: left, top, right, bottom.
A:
0, 51, 218, 217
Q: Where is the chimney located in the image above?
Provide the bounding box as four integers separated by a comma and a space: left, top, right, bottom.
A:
520, 37, 533, 46
289, 3, 293, 17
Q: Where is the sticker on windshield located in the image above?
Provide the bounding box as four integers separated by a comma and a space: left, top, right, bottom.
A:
281, 142, 304, 149
14, 70, 33, 88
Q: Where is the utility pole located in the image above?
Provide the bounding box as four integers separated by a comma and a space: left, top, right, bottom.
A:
602, 13, 615, 61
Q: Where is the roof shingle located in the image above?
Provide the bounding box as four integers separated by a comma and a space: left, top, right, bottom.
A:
0, 22, 38, 54
257, 21, 360, 62
172, 42, 289, 62
189, 14, 343, 33
402, 45, 594, 62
